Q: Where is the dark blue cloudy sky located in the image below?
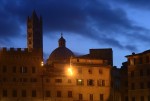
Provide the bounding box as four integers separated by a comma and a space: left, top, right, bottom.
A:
0, 0, 150, 67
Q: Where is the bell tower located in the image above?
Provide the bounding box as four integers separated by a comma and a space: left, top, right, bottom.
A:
27, 11, 43, 52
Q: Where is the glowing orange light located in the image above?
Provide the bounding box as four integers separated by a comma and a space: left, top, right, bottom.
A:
41, 61, 44, 67
67, 67, 73, 76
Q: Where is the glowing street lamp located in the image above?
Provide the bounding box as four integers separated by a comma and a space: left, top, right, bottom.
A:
67, 67, 73, 76
41, 61, 44, 67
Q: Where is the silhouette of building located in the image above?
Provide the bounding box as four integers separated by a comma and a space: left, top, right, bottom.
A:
27, 10, 43, 52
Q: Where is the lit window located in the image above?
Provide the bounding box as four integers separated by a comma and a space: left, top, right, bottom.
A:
77, 79, 84, 85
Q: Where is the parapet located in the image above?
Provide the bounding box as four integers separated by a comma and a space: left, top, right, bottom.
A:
0, 47, 42, 52
0, 47, 29, 52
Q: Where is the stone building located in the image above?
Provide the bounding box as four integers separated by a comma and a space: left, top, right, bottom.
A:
125, 51, 150, 101
45, 34, 113, 101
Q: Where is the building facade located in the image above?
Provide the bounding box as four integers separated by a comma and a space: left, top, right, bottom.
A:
125, 51, 150, 101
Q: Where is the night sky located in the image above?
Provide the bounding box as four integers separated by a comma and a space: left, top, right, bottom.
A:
0, 0, 150, 67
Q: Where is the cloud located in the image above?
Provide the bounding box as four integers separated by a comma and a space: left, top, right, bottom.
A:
116, 0, 150, 9
0, 0, 149, 52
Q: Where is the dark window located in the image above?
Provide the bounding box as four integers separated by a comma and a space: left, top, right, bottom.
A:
99, 69, 103, 74
32, 90, 36, 97
147, 82, 150, 88
45, 91, 50, 97
131, 71, 134, 77
125, 81, 128, 87
148, 96, 150, 101
23, 78, 27, 82
125, 96, 128, 101
12, 90, 17, 97
140, 83, 144, 89
78, 68, 82, 74
147, 69, 150, 75
55, 79, 62, 83
12, 66, 16, 73
22, 90, 26, 97
68, 79, 72, 83
140, 70, 144, 76
32, 67, 36, 73
2, 66, 7, 73
132, 97, 135, 101
20, 66, 27, 73
133, 58, 136, 65
90, 94, 93, 101
13, 78, 17, 82
87, 79, 94, 86
146, 56, 149, 63
3, 78, 7, 82
100, 94, 104, 101
79, 94, 83, 100
139, 57, 143, 64
31, 78, 37, 82
3, 89, 7, 97
88, 69, 92, 74
68, 91, 72, 98
57, 91, 61, 97
77, 59, 79, 62
131, 83, 135, 90
141, 96, 144, 101
46, 79, 50, 83
77, 79, 84, 85
97, 80, 105, 86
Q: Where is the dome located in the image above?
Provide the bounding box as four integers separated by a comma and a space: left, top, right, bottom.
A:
48, 47, 74, 62
47, 34, 74, 64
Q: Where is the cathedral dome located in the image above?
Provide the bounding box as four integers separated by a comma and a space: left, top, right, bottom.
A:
47, 34, 74, 64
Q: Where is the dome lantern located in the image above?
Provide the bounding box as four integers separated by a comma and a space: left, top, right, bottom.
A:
58, 33, 66, 47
